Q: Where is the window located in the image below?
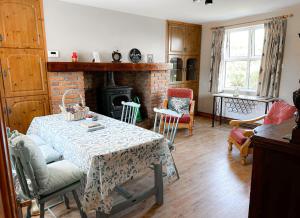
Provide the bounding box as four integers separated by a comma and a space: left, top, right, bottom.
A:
220, 25, 265, 93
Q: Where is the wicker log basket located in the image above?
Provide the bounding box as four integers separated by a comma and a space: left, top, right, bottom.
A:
59, 89, 89, 121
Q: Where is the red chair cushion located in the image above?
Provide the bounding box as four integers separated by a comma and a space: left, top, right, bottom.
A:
264, 101, 296, 125
165, 114, 191, 124
230, 128, 248, 145
167, 88, 193, 99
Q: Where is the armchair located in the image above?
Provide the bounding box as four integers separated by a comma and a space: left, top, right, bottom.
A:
228, 100, 296, 165
163, 88, 195, 135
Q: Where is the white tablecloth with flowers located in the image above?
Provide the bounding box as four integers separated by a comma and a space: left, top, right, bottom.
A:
27, 113, 176, 213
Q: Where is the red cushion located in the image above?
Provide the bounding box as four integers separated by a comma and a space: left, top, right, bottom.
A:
167, 88, 193, 99
264, 101, 296, 125
230, 128, 247, 145
166, 114, 190, 124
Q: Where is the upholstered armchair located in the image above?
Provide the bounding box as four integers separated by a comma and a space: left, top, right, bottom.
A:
228, 100, 296, 165
163, 88, 195, 135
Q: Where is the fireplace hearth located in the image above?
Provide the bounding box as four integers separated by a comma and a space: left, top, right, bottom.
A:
47, 62, 172, 129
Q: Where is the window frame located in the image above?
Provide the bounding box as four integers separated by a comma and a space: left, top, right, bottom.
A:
220, 24, 264, 94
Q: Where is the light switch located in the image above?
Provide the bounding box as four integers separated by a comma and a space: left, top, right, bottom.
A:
48, 51, 59, 58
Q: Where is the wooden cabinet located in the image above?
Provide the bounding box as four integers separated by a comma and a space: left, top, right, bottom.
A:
4, 95, 49, 133
168, 21, 201, 55
168, 23, 186, 54
249, 120, 300, 218
167, 21, 201, 112
0, 49, 48, 97
0, 0, 49, 133
0, 0, 44, 49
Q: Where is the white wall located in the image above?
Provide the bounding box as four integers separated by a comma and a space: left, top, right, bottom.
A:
199, 4, 300, 116
43, 0, 166, 62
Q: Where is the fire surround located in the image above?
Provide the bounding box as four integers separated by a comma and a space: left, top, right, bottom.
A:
47, 62, 172, 128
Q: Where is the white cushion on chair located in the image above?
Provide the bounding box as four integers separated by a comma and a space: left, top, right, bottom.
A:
39, 160, 83, 195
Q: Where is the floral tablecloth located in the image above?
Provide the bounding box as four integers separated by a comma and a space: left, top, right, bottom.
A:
27, 114, 176, 213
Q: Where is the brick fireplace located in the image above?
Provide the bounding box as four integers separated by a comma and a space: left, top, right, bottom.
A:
47, 62, 171, 128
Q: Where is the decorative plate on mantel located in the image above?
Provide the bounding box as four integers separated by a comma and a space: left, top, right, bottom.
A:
129, 48, 142, 63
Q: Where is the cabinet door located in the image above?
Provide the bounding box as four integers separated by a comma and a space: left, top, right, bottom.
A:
0, 49, 48, 97
0, 0, 44, 48
185, 25, 201, 55
169, 55, 184, 82
185, 56, 199, 81
5, 95, 49, 133
168, 23, 185, 54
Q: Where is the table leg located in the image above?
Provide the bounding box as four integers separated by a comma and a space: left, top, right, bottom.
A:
219, 97, 223, 126
154, 162, 163, 205
212, 96, 216, 127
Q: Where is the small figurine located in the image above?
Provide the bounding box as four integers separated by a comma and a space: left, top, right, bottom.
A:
72, 52, 78, 62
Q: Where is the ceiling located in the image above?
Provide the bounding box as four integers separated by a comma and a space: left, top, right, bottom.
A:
60, 0, 300, 23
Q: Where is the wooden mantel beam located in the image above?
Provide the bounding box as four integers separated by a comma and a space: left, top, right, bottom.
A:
47, 62, 172, 72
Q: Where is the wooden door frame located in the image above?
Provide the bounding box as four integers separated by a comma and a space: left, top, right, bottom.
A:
0, 97, 18, 218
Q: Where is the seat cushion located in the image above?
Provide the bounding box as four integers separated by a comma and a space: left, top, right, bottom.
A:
39, 160, 83, 195
11, 134, 49, 191
179, 114, 191, 123
168, 97, 190, 114
264, 101, 296, 125
229, 128, 247, 145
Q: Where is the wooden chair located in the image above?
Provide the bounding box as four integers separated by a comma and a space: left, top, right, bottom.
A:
163, 88, 195, 135
121, 101, 141, 125
10, 136, 86, 218
228, 100, 296, 165
153, 108, 183, 180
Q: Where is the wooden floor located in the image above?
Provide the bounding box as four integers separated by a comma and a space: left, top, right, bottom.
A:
40, 117, 252, 218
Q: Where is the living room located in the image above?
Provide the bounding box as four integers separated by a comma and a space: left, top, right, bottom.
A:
1, 0, 300, 218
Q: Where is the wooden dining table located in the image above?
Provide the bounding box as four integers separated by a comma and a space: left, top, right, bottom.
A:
27, 113, 177, 216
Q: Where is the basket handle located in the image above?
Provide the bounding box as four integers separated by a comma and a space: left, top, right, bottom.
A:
62, 89, 85, 108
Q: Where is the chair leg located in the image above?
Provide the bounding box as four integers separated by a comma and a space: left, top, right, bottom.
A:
63, 194, 70, 209
188, 126, 193, 136
39, 202, 45, 218
26, 204, 32, 218
72, 190, 87, 218
228, 141, 233, 152
170, 152, 180, 180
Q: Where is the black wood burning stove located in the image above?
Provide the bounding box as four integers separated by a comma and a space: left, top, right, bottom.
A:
97, 72, 133, 119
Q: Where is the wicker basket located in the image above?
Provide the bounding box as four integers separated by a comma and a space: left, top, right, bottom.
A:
59, 89, 89, 121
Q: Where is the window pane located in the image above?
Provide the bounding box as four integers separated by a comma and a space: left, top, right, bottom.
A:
225, 61, 247, 88
229, 30, 249, 57
254, 28, 265, 56
249, 60, 261, 90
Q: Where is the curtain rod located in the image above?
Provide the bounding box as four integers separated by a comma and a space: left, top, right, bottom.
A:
211, 14, 293, 30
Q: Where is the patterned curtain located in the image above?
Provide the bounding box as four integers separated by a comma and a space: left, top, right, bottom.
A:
209, 28, 225, 94
257, 18, 287, 98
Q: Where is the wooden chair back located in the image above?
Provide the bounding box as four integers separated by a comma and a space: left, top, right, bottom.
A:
121, 101, 141, 125
153, 108, 183, 147
9, 140, 39, 199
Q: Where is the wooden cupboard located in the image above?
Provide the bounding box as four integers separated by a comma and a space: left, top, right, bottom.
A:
167, 21, 201, 110
0, 0, 44, 49
0, 0, 49, 133
0, 49, 48, 97
168, 21, 201, 56
4, 95, 49, 133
